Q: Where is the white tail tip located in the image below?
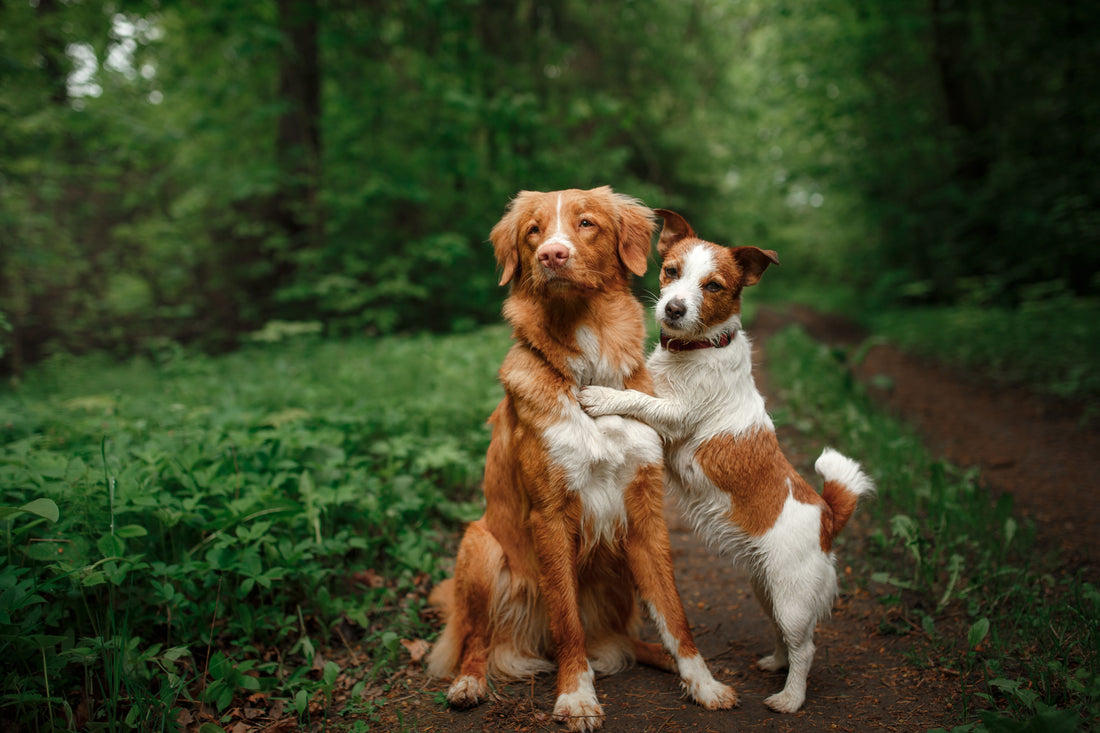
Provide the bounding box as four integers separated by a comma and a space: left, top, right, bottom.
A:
815, 447, 875, 496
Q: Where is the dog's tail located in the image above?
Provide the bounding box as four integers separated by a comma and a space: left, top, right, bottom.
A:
814, 447, 875, 551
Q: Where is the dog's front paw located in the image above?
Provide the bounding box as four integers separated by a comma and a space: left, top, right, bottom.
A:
688, 677, 739, 710
446, 674, 488, 709
578, 386, 618, 417
553, 690, 605, 731
679, 654, 739, 710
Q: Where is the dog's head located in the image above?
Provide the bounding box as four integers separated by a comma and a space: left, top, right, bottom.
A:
652, 209, 778, 339
490, 186, 655, 295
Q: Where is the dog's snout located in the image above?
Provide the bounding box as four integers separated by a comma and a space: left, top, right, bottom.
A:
664, 297, 687, 321
537, 243, 570, 270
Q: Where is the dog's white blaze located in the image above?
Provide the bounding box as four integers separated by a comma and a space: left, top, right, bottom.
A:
543, 192, 577, 255
543, 395, 661, 544
656, 244, 714, 332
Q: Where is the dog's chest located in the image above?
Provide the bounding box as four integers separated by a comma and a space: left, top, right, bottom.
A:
542, 326, 659, 543
566, 325, 634, 388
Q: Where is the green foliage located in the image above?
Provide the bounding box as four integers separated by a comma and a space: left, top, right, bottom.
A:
765, 324, 1099, 728
869, 295, 1100, 403
3, 0, 1097, 370
0, 327, 509, 728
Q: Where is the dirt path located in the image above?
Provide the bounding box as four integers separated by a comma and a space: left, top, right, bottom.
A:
373, 304, 1100, 732
780, 303, 1100, 576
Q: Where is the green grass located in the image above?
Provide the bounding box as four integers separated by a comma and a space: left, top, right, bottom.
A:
1, 328, 510, 730
868, 297, 1100, 404
767, 280, 1100, 407
765, 325, 1099, 731
4, 301, 1098, 731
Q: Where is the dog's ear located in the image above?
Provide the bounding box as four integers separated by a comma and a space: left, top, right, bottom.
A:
733, 246, 779, 287
614, 194, 656, 277
654, 209, 696, 258
490, 191, 537, 286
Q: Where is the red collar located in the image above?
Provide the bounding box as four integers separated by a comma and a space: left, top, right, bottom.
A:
659, 330, 737, 352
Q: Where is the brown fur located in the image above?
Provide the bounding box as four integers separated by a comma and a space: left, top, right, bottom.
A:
428, 188, 724, 728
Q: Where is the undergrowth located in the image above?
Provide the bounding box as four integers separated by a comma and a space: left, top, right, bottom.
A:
0, 327, 510, 730
766, 325, 1099, 732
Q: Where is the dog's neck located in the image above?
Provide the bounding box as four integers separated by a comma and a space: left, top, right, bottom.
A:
659, 329, 738, 352
503, 289, 646, 386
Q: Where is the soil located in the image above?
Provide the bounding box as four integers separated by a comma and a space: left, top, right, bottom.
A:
369, 304, 1100, 732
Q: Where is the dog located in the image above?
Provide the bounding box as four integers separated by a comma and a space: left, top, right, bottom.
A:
578, 209, 874, 713
426, 189, 736, 731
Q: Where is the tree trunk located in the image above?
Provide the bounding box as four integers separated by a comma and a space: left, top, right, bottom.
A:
273, 0, 323, 274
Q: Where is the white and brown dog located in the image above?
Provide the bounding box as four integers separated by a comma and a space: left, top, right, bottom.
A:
579, 209, 874, 713
427, 189, 736, 731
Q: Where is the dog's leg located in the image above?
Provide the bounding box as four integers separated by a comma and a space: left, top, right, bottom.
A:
438, 521, 500, 708
624, 465, 739, 711
762, 590, 818, 713
531, 512, 605, 732
750, 575, 789, 672
578, 387, 689, 439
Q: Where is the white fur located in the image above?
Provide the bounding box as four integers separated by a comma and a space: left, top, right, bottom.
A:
656, 245, 714, 334
676, 653, 740, 710
578, 256, 874, 714
569, 326, 633, 388
447, 674, 488, 707
816, 447, 874, 497
543, 193, 577, 256
553, 664, 604, 732
543, 395, 662, 546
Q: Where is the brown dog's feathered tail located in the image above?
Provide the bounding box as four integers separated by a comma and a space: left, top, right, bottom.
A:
814, 448, 875, 552
429, 578, 455, 619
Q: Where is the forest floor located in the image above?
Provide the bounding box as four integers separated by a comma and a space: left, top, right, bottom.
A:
365, 304, 1100, 733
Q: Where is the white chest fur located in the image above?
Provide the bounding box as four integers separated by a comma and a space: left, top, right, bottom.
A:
542, 326, 661, 544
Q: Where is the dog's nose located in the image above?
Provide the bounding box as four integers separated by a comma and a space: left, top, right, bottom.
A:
664, 297, 687, 321
536, 243, 570, 270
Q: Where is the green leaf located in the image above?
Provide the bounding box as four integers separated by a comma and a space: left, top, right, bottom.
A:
115, 524, 148, 538
968, 617, 990, 649
97, 534, 126, 558
0, 498, 60, 523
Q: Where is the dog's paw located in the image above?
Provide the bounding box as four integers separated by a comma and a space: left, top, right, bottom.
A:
679, 654, 739, 710
577, 386, 616, 417
757, 653, 788, 672
764, 689, 805, 714
688, 677, 739, 710
553, 690, 605, 732
446, 675, 487, 709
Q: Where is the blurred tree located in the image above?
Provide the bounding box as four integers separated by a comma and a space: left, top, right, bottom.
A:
1, 0, 1096, 373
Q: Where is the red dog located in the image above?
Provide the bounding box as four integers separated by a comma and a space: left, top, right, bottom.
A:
428, 188, 736, 731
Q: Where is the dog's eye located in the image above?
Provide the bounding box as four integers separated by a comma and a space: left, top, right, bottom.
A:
663, 266, 679, 279
528, 225, 540, 236
579, 219, 593, 228
704, 282, 723, 293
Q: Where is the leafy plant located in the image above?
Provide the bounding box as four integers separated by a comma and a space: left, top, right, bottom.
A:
0, 328, 509, 728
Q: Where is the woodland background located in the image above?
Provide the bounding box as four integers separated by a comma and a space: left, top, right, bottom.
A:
3, 0, 1098, 374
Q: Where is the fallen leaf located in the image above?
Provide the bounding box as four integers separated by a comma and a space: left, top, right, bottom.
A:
400, 638, 431, 664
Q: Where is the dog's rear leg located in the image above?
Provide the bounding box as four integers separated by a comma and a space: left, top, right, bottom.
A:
625, 466, 738, 710
762, 596, 817, 713
633, 639, 676, 673
750, 575, 789, 672
436, 521, 501, 708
